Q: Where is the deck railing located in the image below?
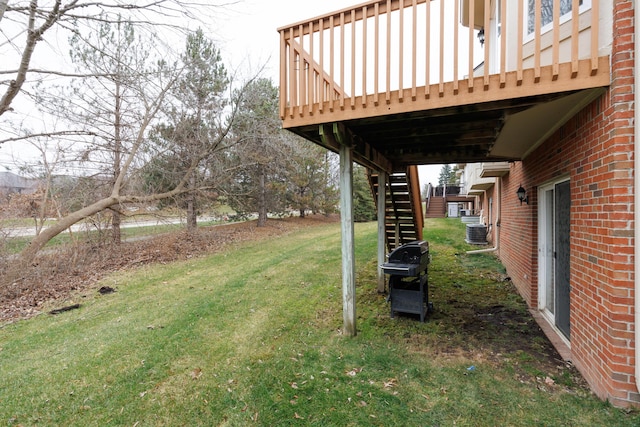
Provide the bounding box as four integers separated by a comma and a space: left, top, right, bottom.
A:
278, 0, 603, 123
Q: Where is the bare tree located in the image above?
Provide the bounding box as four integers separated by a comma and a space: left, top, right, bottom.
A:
0, 0, 230, 122
15, 137, 74, 235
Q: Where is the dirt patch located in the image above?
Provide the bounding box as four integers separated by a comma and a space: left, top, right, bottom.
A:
398, 285, 589, 394
0, 215, 339, 323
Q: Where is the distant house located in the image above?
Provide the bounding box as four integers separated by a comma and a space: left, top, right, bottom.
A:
0, 171, 39, 196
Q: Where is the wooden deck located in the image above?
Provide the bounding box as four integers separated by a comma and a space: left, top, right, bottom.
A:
278, 0, 610, 171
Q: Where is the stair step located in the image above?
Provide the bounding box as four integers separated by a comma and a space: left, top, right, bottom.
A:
368, 168, 422, 251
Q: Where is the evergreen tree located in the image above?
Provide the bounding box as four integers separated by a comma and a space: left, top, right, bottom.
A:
227, 78, 286, 226
438, 164, 456, 185
147, 28, 229, 231
352, 165, 376, 222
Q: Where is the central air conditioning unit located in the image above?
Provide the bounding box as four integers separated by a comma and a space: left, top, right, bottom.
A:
465, 223, 487, 245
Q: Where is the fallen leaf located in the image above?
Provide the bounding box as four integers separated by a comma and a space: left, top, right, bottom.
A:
290, 382, 299, 389
358, 400, 367, 407
545, 376, 555, 386
191, 368, 202, 380
383, 378, 397, 388
294, 412, 304, 419
346, 367, 363, 377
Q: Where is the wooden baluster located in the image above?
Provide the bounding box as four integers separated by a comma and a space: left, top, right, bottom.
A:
289, 27, 296, 118
299, 24, 305, 116
571, 0, 579, 77
439, 0, 445, 95
308, 21, 314, 114
552, 0, 560, 80
362, 6, 368, 107
399, 0, 404, 102
591, 0, 599, 75
534, 0, 541, 82
351, 9, 356, 109
483, 0, 490, 89
411, 0, 417, 100
468, 0, 475, 91
329, 15, 335, 112
453, 0, 459, 93
340, 12, 345, 109
319, 18, 324, 113
374, 2, 380, 105
279, 30, 287, 119
425, 0, 430, 98
386, 0, 391, 104
517, 0, 523, 84
500, 0, 506, 87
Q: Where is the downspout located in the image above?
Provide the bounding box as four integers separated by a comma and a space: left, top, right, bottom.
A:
467, 177, 501, 254
634, 0, 639, 394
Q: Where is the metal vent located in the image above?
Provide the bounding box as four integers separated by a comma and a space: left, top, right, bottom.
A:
465, 223, 487, 245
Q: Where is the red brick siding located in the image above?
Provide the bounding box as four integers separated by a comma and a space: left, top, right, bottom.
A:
498, 1, 636, 406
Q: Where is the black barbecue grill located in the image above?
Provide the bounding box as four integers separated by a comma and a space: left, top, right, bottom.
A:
381, 240, 431, 322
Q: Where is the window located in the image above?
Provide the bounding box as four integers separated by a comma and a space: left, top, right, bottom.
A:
527, 0, 588, 35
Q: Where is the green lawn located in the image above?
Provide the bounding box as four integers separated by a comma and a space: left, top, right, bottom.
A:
0, 218, 637, 426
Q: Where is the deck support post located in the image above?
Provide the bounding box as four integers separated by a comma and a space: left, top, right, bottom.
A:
321, 123, 357, 337
377, 171, 387, 293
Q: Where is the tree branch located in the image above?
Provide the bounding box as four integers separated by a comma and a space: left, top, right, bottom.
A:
0, 130, 98, 145
0, 0, 8, 24
0, 69, 118, 78
0, 0, 62, 116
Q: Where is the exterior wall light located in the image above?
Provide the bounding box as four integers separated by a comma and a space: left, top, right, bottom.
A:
477, 28, 485, 47
516, 185, 528, 205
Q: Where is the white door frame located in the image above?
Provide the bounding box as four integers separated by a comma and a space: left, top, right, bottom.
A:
537, 176, 571, 344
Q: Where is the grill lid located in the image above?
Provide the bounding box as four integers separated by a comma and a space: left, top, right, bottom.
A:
382, 240, 430, 276
387, 240, 429, 264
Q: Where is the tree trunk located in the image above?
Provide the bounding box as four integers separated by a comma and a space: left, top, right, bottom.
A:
112, 210, 122, 243
112, 51, 123, 245
187, 174, 197, 231
257, 164, 267, 227
3, 196, 120, 285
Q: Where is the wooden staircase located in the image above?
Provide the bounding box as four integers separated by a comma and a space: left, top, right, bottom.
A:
369, 166, 424, 252
424, 196, 446, 218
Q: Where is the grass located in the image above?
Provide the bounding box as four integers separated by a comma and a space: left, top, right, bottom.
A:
1, 218, 638, 426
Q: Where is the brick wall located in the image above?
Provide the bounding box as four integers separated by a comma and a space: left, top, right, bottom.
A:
498, 0, 636, 407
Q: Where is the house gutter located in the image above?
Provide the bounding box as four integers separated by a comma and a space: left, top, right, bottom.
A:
467, 178, 500, 254
634, 0, 640, 394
